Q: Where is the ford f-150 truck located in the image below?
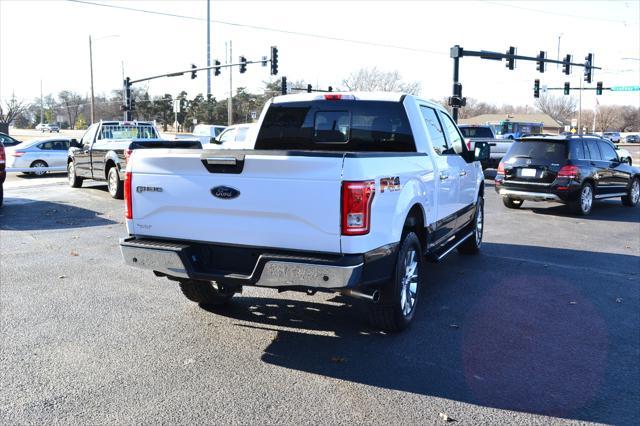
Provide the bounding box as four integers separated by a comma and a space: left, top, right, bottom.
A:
120, 93, 490, 331
67, 121, 201, 199
459, 124, 512, 169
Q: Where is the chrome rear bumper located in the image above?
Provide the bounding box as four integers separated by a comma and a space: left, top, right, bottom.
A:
498, 188, 561, 202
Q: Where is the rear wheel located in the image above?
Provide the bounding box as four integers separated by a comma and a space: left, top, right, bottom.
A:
107, 166, 123, 199
30, 160, 48, 176
67, 161, 83, 188
622, 178, 639, 207
502, 197, 523, 209
571, 183, 594, 215
179, 280, 236, 306
369, 232, 422, 332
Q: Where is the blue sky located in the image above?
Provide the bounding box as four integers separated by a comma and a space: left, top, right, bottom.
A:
1, 0, 638, 109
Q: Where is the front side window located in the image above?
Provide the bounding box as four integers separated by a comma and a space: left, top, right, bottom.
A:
38, 141, 54, 150
438, 111, 466, 154
235, 127, 250, 142
218, 128, 236, 145
420, 106, 448, 155
597, 140, 618, 162
81, 124, 99, 148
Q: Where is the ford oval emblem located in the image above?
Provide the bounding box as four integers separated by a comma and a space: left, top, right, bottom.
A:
211, 186, 240, 200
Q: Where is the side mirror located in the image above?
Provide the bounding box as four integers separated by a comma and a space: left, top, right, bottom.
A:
474, 141, 491, 162
70, 139, 81, 148
620, 156, 630, 165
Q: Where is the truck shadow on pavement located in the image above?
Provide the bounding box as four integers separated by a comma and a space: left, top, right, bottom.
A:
202, 243, 639, 425
0, 199, 116, 230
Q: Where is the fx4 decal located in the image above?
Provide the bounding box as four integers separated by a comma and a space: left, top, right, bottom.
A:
380, 177, 401, 193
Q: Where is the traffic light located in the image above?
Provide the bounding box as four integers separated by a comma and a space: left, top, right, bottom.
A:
584, 53, 593, 83
596, 81, 603, 95
505, 46, 516, 70
270, 46, 279, 75
239, 56, 247, 73
563, 54, 571, 75
281, 76, 287, 95
307, 84, 312, 93
214, 60, 221, 76
130, 99, 136, 111
564, 82, 570, 95
536, 51, 545, 73
533, 79, 540, 98
191, 64, 197, 79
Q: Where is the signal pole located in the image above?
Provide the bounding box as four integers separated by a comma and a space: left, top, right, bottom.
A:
206, 0, 211, 97
227, 40, 233, 125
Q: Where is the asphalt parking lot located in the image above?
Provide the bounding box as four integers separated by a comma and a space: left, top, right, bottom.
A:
1, 172, 639, 424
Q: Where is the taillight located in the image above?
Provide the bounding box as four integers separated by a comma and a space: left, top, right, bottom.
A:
11, 151, 25, 157
341, 181, 375, 236
324, 94, 343, 100
465, 138, 472, 150
557, 165, 579, 179
124, 171, 133, 219
124, 148, 133, 164
0, 147, 5, 163
497, 162, 505, 174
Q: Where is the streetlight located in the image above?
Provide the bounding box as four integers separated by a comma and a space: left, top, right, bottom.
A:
89, 34, 119, 124
556, 33, 563, 69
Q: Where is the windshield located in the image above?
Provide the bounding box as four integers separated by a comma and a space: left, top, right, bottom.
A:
255, 100, 415, 152
99, 124, 158, 140
460, 127, 494, 138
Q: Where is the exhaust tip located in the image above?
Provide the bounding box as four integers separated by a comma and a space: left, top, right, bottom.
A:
371, 290, 380, 304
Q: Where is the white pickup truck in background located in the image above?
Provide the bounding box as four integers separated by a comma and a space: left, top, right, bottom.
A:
120, 92, 490, 331
459, 124, 512, 169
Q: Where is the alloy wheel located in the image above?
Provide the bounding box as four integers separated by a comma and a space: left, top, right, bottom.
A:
400, 249, 418, 317
581, 185, 593, 213
632, 180, 640, 204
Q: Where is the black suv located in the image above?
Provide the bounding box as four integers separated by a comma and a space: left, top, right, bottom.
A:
495, 135, 640, 215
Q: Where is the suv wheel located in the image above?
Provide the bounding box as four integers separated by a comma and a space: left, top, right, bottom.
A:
572, 183, 594, 215
67, 161, 83, 188
107, 167, 123, 199
622, 178, 640, 207
179, 280, 236, 306
369, 231, 423, 332
502, 197, 523, 209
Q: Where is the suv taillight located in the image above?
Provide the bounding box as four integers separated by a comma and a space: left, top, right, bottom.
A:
0, 146, 5, 164
557, 165, 579, 179
124, 171, 133, 219
497, 162, 505, 174
341, 181, 375, 236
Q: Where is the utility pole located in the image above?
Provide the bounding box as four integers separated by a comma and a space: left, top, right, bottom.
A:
206, 0, 211, 97
40, 80, 44, 124
578, 76, 582, 133
89, 35, 95, 124
227, 40, 233, 125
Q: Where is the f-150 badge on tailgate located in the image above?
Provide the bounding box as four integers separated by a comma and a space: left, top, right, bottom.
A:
211, 186, 240, 199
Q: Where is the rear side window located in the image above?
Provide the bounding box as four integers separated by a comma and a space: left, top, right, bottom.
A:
584, 139, 602, 160
459, 127, 493, 138
255, 100, 415, 152
504, 140, 567, 163
568, 140, 585, 160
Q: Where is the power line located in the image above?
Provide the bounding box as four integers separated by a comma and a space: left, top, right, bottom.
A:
66, 0, 447, 56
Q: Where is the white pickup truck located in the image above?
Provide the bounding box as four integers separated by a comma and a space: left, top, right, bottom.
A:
120, 92, 490, 331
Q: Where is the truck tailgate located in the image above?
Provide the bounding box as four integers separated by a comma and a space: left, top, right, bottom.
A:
128, 149, 343, 253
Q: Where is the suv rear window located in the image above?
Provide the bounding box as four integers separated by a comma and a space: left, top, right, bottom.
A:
459, 127, 493, 138
255, 100, 415, 151
504, 140, 567, 163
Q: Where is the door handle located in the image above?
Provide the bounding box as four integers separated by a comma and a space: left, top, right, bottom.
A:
590, 161, 596, 166
459, 171, 467, 177
440, 172, 449, 181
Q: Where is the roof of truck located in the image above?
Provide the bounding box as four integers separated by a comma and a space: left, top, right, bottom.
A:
273, 91, 406, 103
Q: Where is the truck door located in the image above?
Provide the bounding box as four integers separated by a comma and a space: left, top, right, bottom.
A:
74, 124, 98, 177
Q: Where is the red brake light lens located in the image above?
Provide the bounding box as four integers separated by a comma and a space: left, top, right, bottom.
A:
324, 94, 342, 100
124, 148, 133, 164
124, 171, 133, 219
497, 162, 505, 174
0, 147, 5, 163
558, 165, 579, 179
341, 181, 375, 236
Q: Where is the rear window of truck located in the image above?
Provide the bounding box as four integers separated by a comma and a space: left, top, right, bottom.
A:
255, 100, 415, 152
459, 127, 494, 138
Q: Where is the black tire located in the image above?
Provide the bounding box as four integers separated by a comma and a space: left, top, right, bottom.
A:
502, 197, 523, 209
622, 178, 640, 207
67, 161, 83, 188
369, 232, 423, 332
30, 160, 48, 176
107, 166, 123, 199
458, 197, 484, 255
0, 185, 3, 207
179, 280, 235, 306
571, 182, 594, 215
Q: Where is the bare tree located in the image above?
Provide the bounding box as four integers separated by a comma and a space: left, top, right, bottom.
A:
595, 105, 621, 132
343, 67, 420, 95
58, 90, 84, 129
534, 94, 577, 124
0, 92, 26, 124
619, 106, 640, 132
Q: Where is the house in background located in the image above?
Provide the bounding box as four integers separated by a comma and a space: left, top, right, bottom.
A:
460, 113, 564, 135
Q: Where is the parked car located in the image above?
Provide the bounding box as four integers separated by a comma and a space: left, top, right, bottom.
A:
191, 124, 227, 146
0, 141, 5, 206
602, 132, 621, 143
67, 121, 201, 198
207, 123, 258, 149
5, 138, 73, 175
495, 134, 639, 215
0, 132, 22, 147
458, 124, 510, 168
35, 123, 60, 133
120, 92, 491, 332
616, 147, 633, 166
624, 134, 640, 143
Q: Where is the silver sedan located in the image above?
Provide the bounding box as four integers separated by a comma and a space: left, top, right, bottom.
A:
5, 138, 71, 175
